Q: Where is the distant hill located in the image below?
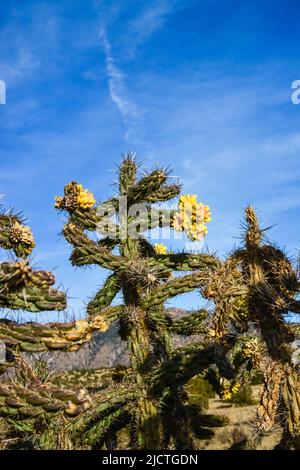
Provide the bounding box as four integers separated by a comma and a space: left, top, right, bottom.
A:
49, 315, 300, 371
51, 308, 194, 371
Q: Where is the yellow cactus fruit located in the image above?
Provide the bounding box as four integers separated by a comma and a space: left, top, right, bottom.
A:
76, 188, 96, 209
9, 221, 35, 256
172, 212, 184, 232
178, 194, 197, 212
54, 182, 96, 211
153, 243, 168, 255
174, 194, 211, 241
54, 196, 64, 209
196, 202, 211, 223
91, 315, 109, 332
231, 383, 240, 394
221, 390, 232, 400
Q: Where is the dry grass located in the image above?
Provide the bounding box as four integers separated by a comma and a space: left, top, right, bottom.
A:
199, 386, 282, 450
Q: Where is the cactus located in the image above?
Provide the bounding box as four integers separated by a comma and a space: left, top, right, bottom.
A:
0, 157, 231, 450
205, 207, 300, 449
0, 213, 66, 313
49, 154, 231, 450
0, 156, 299, 450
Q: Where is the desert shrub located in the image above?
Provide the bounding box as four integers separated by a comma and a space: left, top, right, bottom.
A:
225, 384, 255, 407
186, 375, 215, 410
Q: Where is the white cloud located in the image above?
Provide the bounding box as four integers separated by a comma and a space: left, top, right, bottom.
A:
99, 25, 142, 144
100, 26, 139, 122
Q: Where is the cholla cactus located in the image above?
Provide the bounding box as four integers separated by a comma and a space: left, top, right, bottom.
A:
0, 158, 231, 450
1, 156, 298, 450
204, 207, 300, 449
0, 212, 66, 312
48, 154, 233, 450
239, 208, 300, 449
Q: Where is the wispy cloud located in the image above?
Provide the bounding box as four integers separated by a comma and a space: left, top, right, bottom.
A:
2, 0, 300, 314
97, 1, 187, 147
122, 1, 175, 59
99, 25, 141, 143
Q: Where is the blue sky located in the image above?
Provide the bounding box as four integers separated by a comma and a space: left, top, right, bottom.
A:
1, 0, 300, 318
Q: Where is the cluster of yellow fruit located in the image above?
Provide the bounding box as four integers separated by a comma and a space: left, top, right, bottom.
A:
241, 338, 261, 367
220, 381, 240, 400
172, 194, 211, 241
76, 184, 96, 209
55, 182, 96, 211
220, 390, 232, 400
153, 243, 168, 255
207, 327, 226, 340
9, 221, 35, 256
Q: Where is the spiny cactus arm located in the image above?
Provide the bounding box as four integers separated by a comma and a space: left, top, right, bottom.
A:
170, 310, 208, 335
119, 154, 138, 194
231, 244, 300, 296
159, 397, 195, 449
69, 207, 100, 230
147, 183, 181, 203
203, 258, 248, 300
140, 208, 177, 231
119, 154, 180, 202
0, 382, 92, 419
255, 364, 300, 450
146, 308, 172, 330
131, 397, 161, 449
0, 285, 66, 312
80, 407, 130, 448
87, 273, 121, 317
150, 344, 234, 396
97, 236, 119, 250
142, 271, 211, 308
255, 361, 285, 438
54, 179, 118, 231
250, 283, 295, 360
0, 306, 122, 352
286, 299, 300, 314
0, 213, 35, 257
236, 207, 296, 361
154, 252, 220, 271
0, 261, 56, 289
146, 308, 208, 336
0, 289, 66, 313
63, 223, 124, 270
51, 366, 130, 389
206, 294, 249, 341
126, 168, 168, 204
244, 206, 265, 249
281, 366, 300, 436
0, 260, 67, 311
72, 384, 140, 434
60, 197, 119, 231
